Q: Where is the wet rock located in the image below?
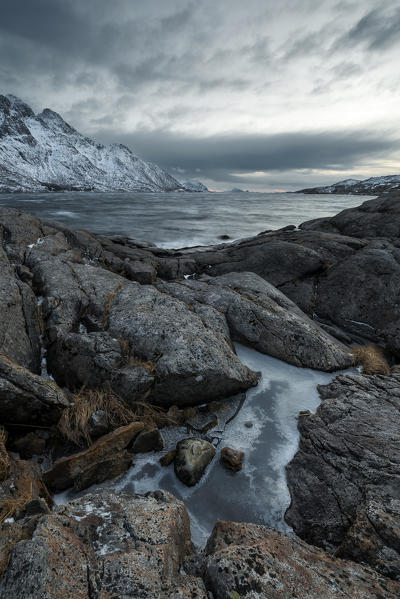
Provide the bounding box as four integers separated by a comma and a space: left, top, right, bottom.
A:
0, 489, 207, 598
160, 449, 177, 466
220, 447, 244, 471
44, 421, 144, 492
285, 372, 400, 578
131, 426, 164, 453
202, 520, 400, 599
174, 438, 216, 486
158, 272, 353, 371
0, 352, 69, 425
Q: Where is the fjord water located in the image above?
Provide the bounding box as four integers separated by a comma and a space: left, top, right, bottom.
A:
0, 191, 370, 248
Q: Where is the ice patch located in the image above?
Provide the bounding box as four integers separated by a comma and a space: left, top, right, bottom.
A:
53, 344, 354, 549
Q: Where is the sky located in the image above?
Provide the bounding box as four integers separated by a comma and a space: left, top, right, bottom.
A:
0, 0, 399, 191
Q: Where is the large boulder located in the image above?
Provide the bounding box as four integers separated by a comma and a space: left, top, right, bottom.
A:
201, 520, 400, 598
26, 233, 259, 406
300, 193, 400, 239
44, 422, 144, 492
0, 352, 69, 425
158, 272, 353, 371
314, 241, 400, 353
285, 371, 400, 579
0, 489, 207, 598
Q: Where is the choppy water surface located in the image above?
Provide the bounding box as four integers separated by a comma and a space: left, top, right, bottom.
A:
56, 345, 347, 547
0, 190, 370, 248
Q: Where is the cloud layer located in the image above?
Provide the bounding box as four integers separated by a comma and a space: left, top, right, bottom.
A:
1, 0, 399, 190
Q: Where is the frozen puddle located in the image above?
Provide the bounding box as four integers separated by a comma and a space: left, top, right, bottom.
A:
55, 344, 347, 547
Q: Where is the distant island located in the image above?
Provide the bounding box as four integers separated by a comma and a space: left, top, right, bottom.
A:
298, 175, 400, 195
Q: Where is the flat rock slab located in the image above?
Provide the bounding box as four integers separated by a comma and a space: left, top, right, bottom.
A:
44, 421, 144, 492
202, 520, 400, 599
285, 371, 400, 578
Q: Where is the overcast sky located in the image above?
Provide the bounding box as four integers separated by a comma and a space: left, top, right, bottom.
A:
1, 0, 399, 190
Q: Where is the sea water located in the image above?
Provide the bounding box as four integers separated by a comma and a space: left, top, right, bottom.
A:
0, 190, 370, 248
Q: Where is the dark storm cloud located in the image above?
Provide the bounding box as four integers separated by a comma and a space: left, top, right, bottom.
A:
0, 0, 399, 190
340, 5, 400, 51
95, 128, 398, 180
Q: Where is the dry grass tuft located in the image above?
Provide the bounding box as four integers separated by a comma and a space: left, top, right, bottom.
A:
0, 486, 33, 523
58, 387, 165, 446
58, 387, 136, 446
0, 427, 10, 483
352, 345, 390, 376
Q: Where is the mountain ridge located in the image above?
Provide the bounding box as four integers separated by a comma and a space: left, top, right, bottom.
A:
0, 94, 184, 193
298, 174, 400, 195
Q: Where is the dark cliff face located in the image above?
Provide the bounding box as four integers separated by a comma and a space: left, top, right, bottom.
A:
0, 93, 183, 193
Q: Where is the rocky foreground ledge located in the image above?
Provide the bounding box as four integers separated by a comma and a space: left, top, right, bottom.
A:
0, 194, 399, 596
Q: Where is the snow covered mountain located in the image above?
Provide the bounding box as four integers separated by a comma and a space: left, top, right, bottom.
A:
181, 180, 209, 192
0, 94, 183, 193
298, 175, 400, 195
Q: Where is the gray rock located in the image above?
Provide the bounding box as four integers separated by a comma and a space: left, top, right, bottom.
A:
0, 489, 207, 598
202, 520, 400, 599
46, 330, 154, 402
174, 437, 216, 486
131, 426, 164, 453
0, 241, 41, 373
300, 193, 400, 239
87, 409, 109, 438
0, 351, 69, 425
158, 272, 353, 371
26, 230, 258, 406
285, 372, 400, 578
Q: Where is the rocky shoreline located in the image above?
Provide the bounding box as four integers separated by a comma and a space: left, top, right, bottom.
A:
0, 194, 399, 597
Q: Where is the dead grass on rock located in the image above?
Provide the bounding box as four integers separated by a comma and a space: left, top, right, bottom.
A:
352, 345, 390, 376
58, 387, 135, 446
0, 487, 33, 523
0, 427, 10, 483
58, 388, 165, 446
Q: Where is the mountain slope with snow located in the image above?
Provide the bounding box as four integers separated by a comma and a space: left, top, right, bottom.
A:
0, 94, 183, 193
181, 180, 209, 192
298, 175, 400, 195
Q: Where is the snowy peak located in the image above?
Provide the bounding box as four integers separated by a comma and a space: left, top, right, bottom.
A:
181, 180, 209, 192
0, 94, 183, 193
298, 175, 400, 195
